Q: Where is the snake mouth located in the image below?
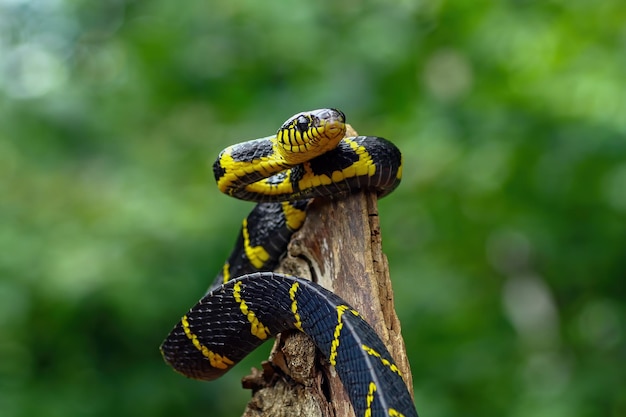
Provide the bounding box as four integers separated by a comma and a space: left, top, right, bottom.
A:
323, 119, 346, 140
316, 108, 346, 139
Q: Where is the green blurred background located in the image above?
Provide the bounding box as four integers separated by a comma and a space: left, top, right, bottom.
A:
1, 0, 625, 416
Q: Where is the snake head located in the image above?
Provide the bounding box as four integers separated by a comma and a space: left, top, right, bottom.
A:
276, 108, 347, 165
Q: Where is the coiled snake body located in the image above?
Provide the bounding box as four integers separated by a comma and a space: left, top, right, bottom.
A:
161, 109, 418, 417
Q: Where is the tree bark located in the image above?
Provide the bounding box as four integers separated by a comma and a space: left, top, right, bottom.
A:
240, 128, 412, 417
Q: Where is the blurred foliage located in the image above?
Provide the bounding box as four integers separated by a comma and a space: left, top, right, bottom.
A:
1, 0, 625, 416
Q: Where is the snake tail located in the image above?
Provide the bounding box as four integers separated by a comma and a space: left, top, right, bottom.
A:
160, 272, 418, 417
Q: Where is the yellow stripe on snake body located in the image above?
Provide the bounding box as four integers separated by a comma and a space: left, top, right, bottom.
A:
213, 109, 402, 203
162, 273, 418, 417
161, 109, 417, 417
214, 109, 346, 198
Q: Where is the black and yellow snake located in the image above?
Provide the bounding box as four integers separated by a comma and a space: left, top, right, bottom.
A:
160, 108, 418, 417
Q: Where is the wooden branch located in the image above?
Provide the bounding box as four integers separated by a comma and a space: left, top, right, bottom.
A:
240, 129, 412, 417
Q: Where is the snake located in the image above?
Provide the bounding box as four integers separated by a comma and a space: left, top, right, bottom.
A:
160, 108, 418, 417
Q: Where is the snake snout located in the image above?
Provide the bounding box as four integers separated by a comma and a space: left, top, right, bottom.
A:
321, 109, 346, 140
315, 108, 345, 126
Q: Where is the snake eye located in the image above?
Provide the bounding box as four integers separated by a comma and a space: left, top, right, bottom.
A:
296, 115, 310, 132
